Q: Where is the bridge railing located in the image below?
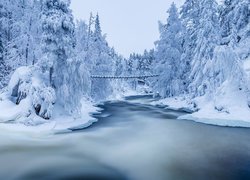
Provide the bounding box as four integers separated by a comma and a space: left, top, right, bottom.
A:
91, 74, 159, 79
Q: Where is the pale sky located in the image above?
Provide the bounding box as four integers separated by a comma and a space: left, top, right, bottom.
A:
70, 0, 185, 57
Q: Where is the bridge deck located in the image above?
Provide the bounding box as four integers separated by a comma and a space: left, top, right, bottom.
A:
91, 74, 159, 79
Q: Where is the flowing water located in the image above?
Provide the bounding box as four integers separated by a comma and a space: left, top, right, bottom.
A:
0, 95, 250, 180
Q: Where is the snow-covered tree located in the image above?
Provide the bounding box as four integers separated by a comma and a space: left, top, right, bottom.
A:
110, 48, 124, 76
5, 0, 42, 67
127, 53, 137, 74
154, 3, 185, 97
75, 13, 125, 101
89, 14, 114, 101
0, 35, 9, 89
137, 50, 153, 75
180, 0, 200, 50
220, 0, 249, 59
0, 0, 43, 88
188, 0, 221, 96
40, 0, 88, 115
40, 0, 75, 84
74, 20, 92, 97
75, 20, 88, 55
179, 0, 200, 83
0, 2, 8, 88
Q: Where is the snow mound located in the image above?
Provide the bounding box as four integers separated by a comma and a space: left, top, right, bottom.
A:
151, 96, 196, 112
178, 79, 250, 127
152, 77, 250, 127
0, 96, 99, 133
0, 67, 99, 132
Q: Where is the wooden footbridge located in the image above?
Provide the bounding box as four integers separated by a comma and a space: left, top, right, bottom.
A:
91, 74, 159, 79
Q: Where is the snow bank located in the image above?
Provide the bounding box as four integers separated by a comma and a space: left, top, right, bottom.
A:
0, 95, 99, 133
52, 98, 100, 132
0, 66, 99, 132
151, 96, 195, 112
179, 111, 250, 128
152, 96, 250, 128
152, 85, 250, 128
178, 79, 250, 127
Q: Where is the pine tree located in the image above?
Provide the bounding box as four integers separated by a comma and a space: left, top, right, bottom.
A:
221, 0, 249, 41
90, 14, 114, 101
0, 0, 43, 88
75, 20, 88, 54
40, 0, 87, 114
188, 0, 221, 96
40, 0, 75, 83
0, 2, 7, 88
154, 3, 185, 97
5, 0, 37, 68
180, 0, 200, 42
0, 35, 8, 89
220, 0, 249, 59
180, 0, 199, 87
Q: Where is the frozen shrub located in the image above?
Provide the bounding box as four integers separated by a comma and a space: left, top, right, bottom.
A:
8, 66, 56, 119
33, 86, 56, 119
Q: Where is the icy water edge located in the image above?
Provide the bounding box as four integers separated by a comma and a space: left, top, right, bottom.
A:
0, 95, 250, 180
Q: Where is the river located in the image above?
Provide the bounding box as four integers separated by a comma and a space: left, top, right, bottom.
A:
0, 95, 250, 180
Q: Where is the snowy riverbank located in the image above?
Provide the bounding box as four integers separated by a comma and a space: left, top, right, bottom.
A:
0, 92, 100, 133
152, 94, 250, 128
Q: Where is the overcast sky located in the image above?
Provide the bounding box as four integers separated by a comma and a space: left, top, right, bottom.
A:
70, 0, 185, 57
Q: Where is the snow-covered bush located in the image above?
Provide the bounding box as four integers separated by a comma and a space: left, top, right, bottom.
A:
8, 66, 56, 119
212, 46, 250, 111
9, 66, 33, 102
32, 86, 56, 119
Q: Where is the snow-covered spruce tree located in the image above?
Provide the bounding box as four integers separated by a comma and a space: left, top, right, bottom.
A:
0, 2, 8, 88
180, 0, 200, 53
127, 53, 137, 75
75, 14, 124, 101
183, 0, 250, 109
0, 35, 9, 89
22, 0, 43, 66
126, 53, 140, 89
125, 49, 155, 92
0, 0, 43, 88
0, 0, 13, 88
136, 50, 153, 76
220, 0, 249, 59
6, 0, 42, 67
74, 20, 92, 97
110, 48, 124, 77
40, 0, 84, 115
90, 14, 114, 101
75, 20, 88, 56
154, 3, 185, 98
109, 47, 129, 96
188, 0, 222, 96
179, 0, 200, 91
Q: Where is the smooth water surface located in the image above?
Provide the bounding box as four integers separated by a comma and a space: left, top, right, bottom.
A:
0, 95, 250, 180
